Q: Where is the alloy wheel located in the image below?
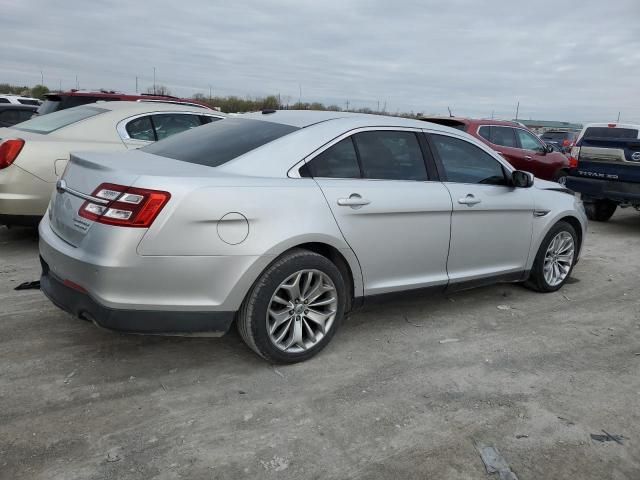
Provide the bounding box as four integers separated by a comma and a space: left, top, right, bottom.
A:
543, 231, 575, 287
266, 269, 338, 353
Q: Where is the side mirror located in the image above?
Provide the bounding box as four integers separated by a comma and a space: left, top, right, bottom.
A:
544, 144, 554, 154
512, 170, 534, 188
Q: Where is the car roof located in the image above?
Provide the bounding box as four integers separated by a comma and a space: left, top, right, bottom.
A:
77, 101, 226, 115
238, 109, 445, 130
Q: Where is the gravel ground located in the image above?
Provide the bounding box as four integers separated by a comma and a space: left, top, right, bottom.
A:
1, 209, 639, 479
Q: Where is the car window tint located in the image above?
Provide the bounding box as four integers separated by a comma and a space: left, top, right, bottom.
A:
303, 137, 360, 178
478, 126, 518, 148
583, 127, 638, 140
431, 134, 507, 185
516, 129, 543, 151
18, 110, 35, 122
126, 116, 156, 141
354, 131, 427, 181
12, 106, 107, 134
0, 98, 10, 104
142, 117, 299, 167
152, 113, 202, 140
18, 99, 40, 105
0, 110, 19, 124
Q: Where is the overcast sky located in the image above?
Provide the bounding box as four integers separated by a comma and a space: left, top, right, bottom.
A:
2, 0, 639, 123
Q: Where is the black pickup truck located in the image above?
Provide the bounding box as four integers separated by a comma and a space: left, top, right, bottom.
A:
566, 123, 640, 221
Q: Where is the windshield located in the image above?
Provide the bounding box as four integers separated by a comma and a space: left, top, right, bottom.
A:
541, 131, 570, 141
142, 117, 299, 167
12, 106, 108, 134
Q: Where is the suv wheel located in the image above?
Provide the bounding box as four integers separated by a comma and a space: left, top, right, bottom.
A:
584, 200, 617, 222
237, 249, 346, 363
525, 221, 577, 292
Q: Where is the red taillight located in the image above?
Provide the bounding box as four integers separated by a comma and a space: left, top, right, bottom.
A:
562, 139, 571, 147
568, 146, 580, 168
0, 138, 25, 169
568, 156, 578, 168
608, 123, 616, 128
78, 183, 171, 228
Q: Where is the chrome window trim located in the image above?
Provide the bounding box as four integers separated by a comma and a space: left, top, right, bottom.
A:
116, 111, 225, 141
287, 126, 426, 179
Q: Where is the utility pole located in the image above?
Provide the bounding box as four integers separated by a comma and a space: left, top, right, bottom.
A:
40, 70, 44, 86
153, 67, 156, 94
515, 101, 520, 120
617, 111, 621, 122
298, 83, 302, 105
75, 75, 79, 89
59, 80, 62, 92
383, 100, 386, 113
209, 85, 212, 102
345, 100, 350, 111
377, 100, 380, 112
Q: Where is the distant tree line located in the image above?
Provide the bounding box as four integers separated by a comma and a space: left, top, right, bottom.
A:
0, 83, 50, 99
1, 82, 420, 117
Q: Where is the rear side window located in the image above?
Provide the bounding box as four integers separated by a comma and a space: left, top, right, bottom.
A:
0, 98, 10, 104
126, 116, 155, 141
18, 99, 40, 105
583, 127, 638, 140
303, 138, 360, 178
142, 117, 298, 167
152, 113, 202, 140
478, 126, 518, 148
431, 134, 507, 185
354, 131, 427, 181
12, 106, 107, 134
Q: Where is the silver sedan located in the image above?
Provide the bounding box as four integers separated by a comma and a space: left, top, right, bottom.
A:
39, 111, 587, 363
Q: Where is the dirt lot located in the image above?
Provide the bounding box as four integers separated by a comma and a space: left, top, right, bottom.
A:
1, 210, 639, 480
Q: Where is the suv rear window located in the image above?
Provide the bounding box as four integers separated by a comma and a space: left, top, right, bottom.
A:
12, 106, 107, 134
583, 127, 638, 140
142, 118, 299, 167
541, 131, 571, 141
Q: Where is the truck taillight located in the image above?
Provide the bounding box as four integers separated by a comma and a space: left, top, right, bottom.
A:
562, 139, 571, 147
0, 138, 25, 169
79, 183, 171, 228
568, 146, 580, 168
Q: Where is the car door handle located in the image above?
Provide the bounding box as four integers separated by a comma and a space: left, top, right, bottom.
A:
337, 194, 370, 208
524, 155, 532, 160
458, 194, 481, 206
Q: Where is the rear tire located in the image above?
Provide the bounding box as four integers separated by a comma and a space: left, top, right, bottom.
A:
525, 221, 577, 293
237, 249, 346, 364
584, 200, 617, 222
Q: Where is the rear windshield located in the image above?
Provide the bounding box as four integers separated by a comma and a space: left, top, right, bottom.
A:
12, 106, 107, 134
541, 131, 571, 141
142, 117, 299, 167
420, 118, 467, 131
583, 127, 638, 140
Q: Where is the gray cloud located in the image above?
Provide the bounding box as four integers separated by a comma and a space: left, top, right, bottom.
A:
2, 0, 639, 123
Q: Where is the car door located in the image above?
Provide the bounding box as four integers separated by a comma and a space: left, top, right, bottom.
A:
514, 127, 551, 178
477, 125, 528, 170
427, 132, 534, 287
301, 129, 452, 295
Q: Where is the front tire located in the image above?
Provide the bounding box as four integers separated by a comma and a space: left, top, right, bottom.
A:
237, 249, 346, 363
584, 200, 617, 222
553, 169, 568, 186
525, 221, 577, 292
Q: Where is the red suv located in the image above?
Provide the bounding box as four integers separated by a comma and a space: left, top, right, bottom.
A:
420, 117, 569, 183
37, 90, 211, 115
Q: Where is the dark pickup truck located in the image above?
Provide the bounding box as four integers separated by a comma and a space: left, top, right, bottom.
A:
566, 123, 640, 221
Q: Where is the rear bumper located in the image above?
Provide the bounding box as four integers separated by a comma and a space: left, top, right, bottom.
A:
566, 176, 640, 203
40, 257, 235, 335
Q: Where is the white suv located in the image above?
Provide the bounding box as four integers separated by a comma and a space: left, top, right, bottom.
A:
0, 94, 42, 106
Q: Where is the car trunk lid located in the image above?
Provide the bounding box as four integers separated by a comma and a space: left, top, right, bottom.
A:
574, 127, 640, 183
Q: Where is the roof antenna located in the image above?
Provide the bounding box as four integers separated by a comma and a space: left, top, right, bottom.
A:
447, 106, 453, 117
